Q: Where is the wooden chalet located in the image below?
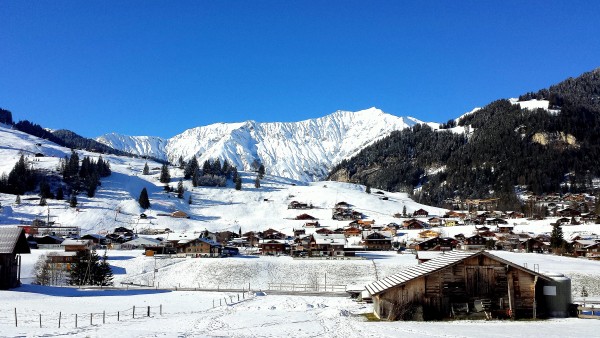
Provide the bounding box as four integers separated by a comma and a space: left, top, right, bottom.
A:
366, 251, 568, 321
415, 237, 457, 251
519, 238, 549, 253
61, 239, 93, 252
261, 228, 286, 240
259, 239, 289, 255
362, 231, 392, 251
344, 227, 362, 237
556, 208, 580, 217
403, 219, 427, 230
176, 238, 221, 257
311, 233, 346, 256
0, 227, 30, 289
413, 209, 429, 217
460, 234, 487, 251
288, 201, 312, 209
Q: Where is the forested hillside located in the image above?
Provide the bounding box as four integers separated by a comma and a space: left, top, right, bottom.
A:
328, 68, 600, 208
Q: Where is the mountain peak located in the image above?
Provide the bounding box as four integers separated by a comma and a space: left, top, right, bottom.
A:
98, 108, 430, 181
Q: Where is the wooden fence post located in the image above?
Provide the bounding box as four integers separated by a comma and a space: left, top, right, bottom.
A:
90, 313, 93, 325
58, 312, 61, 328
103, 310, 106, 324
133, 306, 136, 319
14, 308, 17, 327
39, 314, 42, 328
147, 306, 150, 317
160, 304, 162, 316
75, 314, 78, 328
117, 311, 120, 321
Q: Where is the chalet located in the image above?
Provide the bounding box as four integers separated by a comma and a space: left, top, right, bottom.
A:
413, 209, 429, 217
403, 219, 427, 230
445, 211, 467, 219
261, 228, 286, 240
519, 238, 549, 253
259, 239, 290, 255
121, 237, 162, 250
31, 235, 64, 246
415, 237, 456, 251
311, 233, 346, 256
418, 229, 439, 239
81, 234, 108, 245
215, 230, 240, 244
585, 242, 600, 260
176, 238, 221, 257
335, 201, 351, 208
572, 240, 597, 257
366, 251, 569, 321
296, 213, 317, 220
443, 219, 458, 227
0, 227, 30, 289
428, 217, 443, 227
556, 208, 580, 217
242, 231, 260, 247
171, 210, 189, 218
315, 228, 333, 235
362, 231, 393, 251
485, 218, 508, 226
61, 239, 92, 252
506, 211, 525, 219
497, 224, 514, 233
288, 201, 312, 209
303, 221, 320, 228
460, 234, 487, 251
344, 227, 362, 237
293, 229, 306, 237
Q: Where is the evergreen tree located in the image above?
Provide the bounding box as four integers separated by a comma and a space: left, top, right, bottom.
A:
366, 184, 371, 194
39, 197, 47, 206
402, 205, 407, 217
212, 159, 222, 176
258, 164, 265, 179
184, 156, 199, 179
69, 249, 100, 286
39, 179, 53, 199
143, 162, 150, 175
222, 159, 231, 177
139, 187, 150, 209
176, 179, 184, 199
254, 176, 260, 188
159, 164, 170, 184
202, 160, 212, 176
188, 195, 192, 205
232, 167, 239, 182
15, 195, 20, 204
192, 169, 199, 187
56, 186, 64, 200
95, 252, 113, 286
550, 223, 564, 251
69, 194, 77, 208
178, 156, 185, 169
235, 177, 242, 190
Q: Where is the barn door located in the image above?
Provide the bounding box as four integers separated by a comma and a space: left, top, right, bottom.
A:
466, 266, 495, 296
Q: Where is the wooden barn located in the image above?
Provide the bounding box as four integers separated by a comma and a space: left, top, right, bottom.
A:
0, 227, 31, 289
366, 251, 566, 321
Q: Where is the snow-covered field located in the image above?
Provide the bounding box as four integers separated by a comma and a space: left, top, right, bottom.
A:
3, 249, 600, 337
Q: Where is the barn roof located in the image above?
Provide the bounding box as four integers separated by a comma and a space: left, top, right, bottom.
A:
0, 227, 30, 254
365, 250, 551, 296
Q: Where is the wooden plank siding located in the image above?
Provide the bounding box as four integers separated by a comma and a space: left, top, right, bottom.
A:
370, 251, 546, 321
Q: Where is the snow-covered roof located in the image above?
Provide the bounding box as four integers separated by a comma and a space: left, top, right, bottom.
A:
313, 233, 346, 245
123, 237, 162, 246
61, 239, 91, 246
0, 227, 30, 254
365, 251, 551, 296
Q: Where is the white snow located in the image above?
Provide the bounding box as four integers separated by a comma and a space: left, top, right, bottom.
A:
97, 107, 425, 182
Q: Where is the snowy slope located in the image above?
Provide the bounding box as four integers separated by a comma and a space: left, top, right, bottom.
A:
97, 108, 423, 181
96, 133, 167, 160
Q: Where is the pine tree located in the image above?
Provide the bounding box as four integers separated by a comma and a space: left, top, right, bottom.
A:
15, 195, 21, 204
202, 160, 212, 176
139, 187, 150, 209
177, 179, 184, 199
184, 156, 199, 179
258, 164, 265, 179
95, 252, 113, 286
143, 162, 150, 175
550, 223, 564, 252
56, 186, 64, 200
254, 177, 260, 188
188, 195, 192, 205
366, 185, 371, 194
235, 177, 242, 190
69, 249, 100, 286
232, 167, 239, 182
159, 164, 170, 184
402, 205, 407, 217
178, 156, 185, 169
39, 197, 47, 206
39, 179, 53, 199
69, 194, 77, 208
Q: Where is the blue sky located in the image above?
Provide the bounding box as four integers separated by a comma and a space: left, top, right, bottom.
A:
1, 1, 599, 138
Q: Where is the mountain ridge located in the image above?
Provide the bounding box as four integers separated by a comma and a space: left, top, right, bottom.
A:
97, 107, 427, 182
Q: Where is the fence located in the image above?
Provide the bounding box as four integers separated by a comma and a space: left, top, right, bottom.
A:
0, 304, 162, 328
578, 304, 600, 319
267, 282, 347, 293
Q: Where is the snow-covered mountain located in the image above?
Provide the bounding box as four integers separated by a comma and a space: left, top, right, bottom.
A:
97, 108, 425, 181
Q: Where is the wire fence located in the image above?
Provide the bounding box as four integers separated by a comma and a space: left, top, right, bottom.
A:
0, 304, 162, 328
